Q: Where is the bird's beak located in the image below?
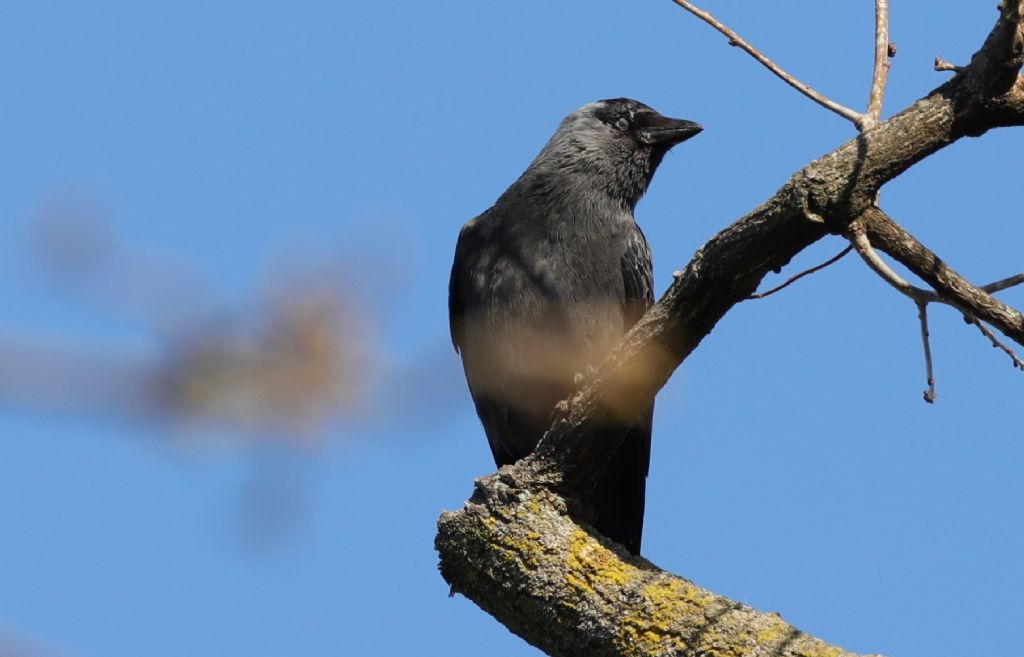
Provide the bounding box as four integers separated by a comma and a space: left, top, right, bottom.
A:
638, 117, 703, 147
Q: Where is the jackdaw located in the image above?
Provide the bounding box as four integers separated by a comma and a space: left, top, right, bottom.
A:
448, 98, 702, 554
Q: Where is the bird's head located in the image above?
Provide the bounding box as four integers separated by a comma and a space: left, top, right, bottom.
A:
527, 98, 703, 209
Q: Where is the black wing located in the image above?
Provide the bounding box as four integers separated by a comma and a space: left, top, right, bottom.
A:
588, 222, 655, 555
448, 213, 562, 467
448, 221, 476, 354
620, 225, 655, 328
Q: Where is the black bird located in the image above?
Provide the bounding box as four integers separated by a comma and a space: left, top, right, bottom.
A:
448, 98, 702, 554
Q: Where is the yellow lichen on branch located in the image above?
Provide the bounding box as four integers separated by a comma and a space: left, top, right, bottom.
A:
438, 6, 1024, 655
438, 471, 875, 657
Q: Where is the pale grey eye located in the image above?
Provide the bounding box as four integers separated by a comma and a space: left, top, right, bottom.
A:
615, 117, 630, 131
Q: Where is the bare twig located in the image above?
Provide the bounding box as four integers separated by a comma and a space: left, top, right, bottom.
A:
864, 0, 893, 128
861, 207, 1024, 347
916, 301, 938, 403
439, 6, 1024, 649
747, 245, 853, 299
848, 229, 930, 302
979, 273, 1024, 294
850, 222, 1024, 397
853, 232, 1024, 302
851, 224, 1024, 308
668, 0, 865, 126
852, 228, 940, 401
966, 315, 1024, 370
934, 56, 965, 73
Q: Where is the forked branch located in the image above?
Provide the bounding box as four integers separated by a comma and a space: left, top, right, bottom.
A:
438, 6, 1024, 656
859, 208, 1024, 347
669, 1, 899, 130
848, 216, 1024, 400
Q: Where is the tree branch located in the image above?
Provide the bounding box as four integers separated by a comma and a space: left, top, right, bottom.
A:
438, 6, 1024, 656
667, 0, 865, 127
848, 215, 1024, 399
916, 301, 938, 403
848, 227, 929, 302
971, 0, 1024, 96
865, 0, 893, 128
747, 245, 853, 299
439, 478, 880, 657
979, 273, 1024, 294
859, 207, 1024, 347
845, 228, 1022, 307
966, 315, 1024, 369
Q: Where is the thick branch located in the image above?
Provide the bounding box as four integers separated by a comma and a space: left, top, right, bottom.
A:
439, 478, 878, 657
859, 207, 1024, 347
533, 62, 1024, 492
438, 6, 1024, 656
971, 1, 1024, 95
848, 216, 1024, 399
847, 225, 1023, 307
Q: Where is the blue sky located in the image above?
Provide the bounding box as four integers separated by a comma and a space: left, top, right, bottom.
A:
1, 2, 1022, 656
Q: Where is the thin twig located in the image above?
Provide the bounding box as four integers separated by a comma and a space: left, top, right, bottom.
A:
864, 0, 892, 128
852, 228, 939, 401
965, 315, 1024, 370
747, 245, 853, 299
861, 207, 1024, 348
853, 228, 1024, 306
980, 273, 1024, 294
850, 225, 1024, 397
668, 0, 865, 127
848, 230, 930, 302
917, 301, 938, 403
912, 273, 1024, 303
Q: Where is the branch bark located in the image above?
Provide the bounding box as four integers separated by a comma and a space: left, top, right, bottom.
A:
864, 0, 892, 128
438, 5, 1024, 656
858, 207, 1024, 346
438, 477, 880, 657
847, 212, 1024, 400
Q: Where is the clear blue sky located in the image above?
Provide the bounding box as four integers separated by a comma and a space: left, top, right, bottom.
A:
2, 3, 1022, 656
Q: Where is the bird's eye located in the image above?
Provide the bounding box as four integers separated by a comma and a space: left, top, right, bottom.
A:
614, 117, 630, 131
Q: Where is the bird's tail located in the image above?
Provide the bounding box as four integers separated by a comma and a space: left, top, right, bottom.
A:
589, 410, 652, 555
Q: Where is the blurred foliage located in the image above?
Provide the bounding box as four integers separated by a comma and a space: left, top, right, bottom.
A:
156, 285, 374, 436
0, 632, 54, 657
0, 203, 380, 443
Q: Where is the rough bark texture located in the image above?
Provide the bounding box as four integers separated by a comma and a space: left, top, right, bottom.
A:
437, 5, 1024, 656
858, 208, 1024, 343
439, 475, 878, 657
